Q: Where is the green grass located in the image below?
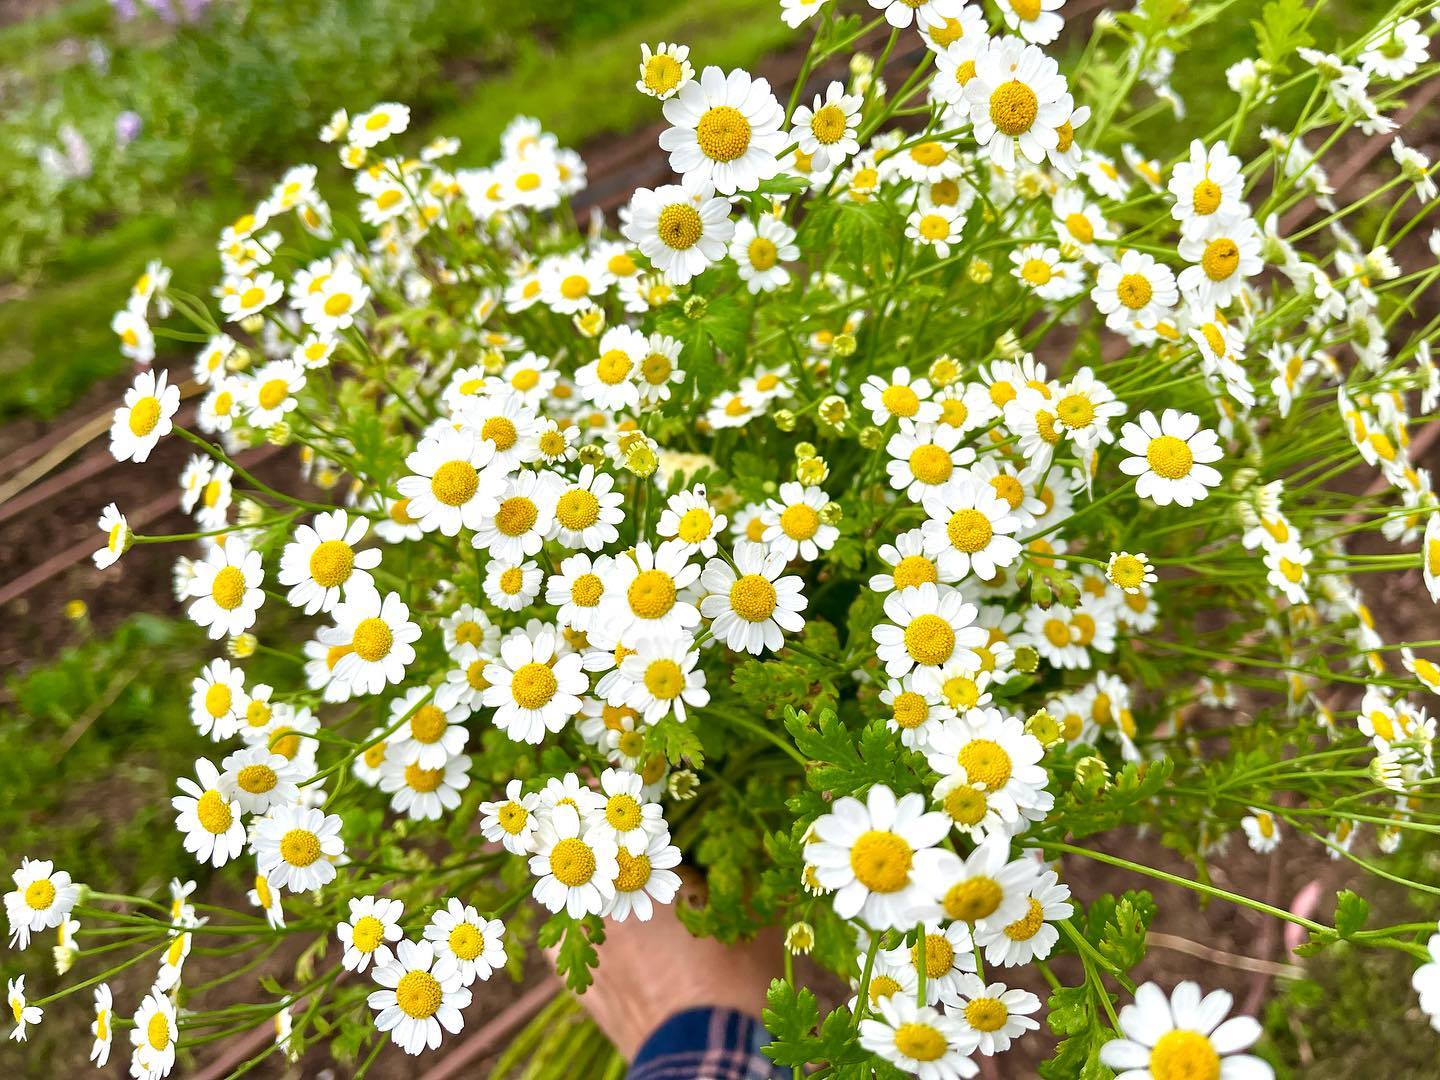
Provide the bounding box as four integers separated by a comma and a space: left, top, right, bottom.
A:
0, 0, 786, 421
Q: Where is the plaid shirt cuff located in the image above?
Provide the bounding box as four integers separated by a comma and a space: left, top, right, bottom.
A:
627, 1006, 787, 1080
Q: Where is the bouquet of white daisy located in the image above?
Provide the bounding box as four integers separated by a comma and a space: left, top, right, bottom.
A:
9, 0, 1440, 1077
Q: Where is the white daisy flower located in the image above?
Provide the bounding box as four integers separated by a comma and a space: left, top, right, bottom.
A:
483, 558, 544, 611
576, 325, 649, 414
1168, 139, 1246, 235
761, 481, 839, 562
858, 993, 980, 1079
920, 474, 1023, 581
473, 470, 560, 563
483, 624, 587, 744
387, 686, 470, 770
949, 975, 1042, 1054
1177, 216, 1264, 308
199, 376, 243, 434
251, 804, 345, 894
89, 983, 113, 1066
172, 758, 245, 868
637, 332, 686, 406
349, 102, 411, 148
791, 80, 863, 170
873, 582, 985, 679
622, 177, 734, 285
611, 637, 710, 724
111, 305, 154, 363
870, 530, 952, 595
441, 604, 500, 653
435, 642, 496, 714
367, 939, 472, 1056
883, 921, 978, 1007
976, 868, 1072, 967
528, 803, 620, 918
301, 268, 370, 333
128, 990, 178, 1078
1118, 409, 1224, 507
219, 744, 301, 815
699, 540, 808, 655
551, 464, 627, 551
862, 367, 942, 426
805, 783, 953, 930
922, 835, 1039, 929
109, 368, 180, 463
657, 484, 728, 557
997, 0, 1065, 44
277, 509, 381, 615
597, 540, 701, 646
886, 421, 977, 503
185, 542, 264, 640
659, 65, 786, 195
1092, 250, 1179, 332
1099, 981, 1273, 1080
586, 768, 665, 850
396, 426, 505, 537
1242, 808, 1282, 853
964, 37, 1070, 170
5, 859, 78, 950
546, 553, 611, 634
730, 215, 798, 293
606, 827, 683, 923
636, 41, 694, 100
923, 711, 1052, 831
92, 502, 131, 570
907, 203, 967, 259
425, 898, 507, 986
479, 779, 542, 855
319, 590, 421, 696
379, 751, 472, 821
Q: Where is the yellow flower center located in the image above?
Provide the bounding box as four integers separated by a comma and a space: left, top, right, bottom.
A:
24, 879, 56, 910
128, 396, 162, 437
204, 684, 232, 718
481, 416, 518, 451
1201, 237, 1240, 281
352, 617, 393, 662
237, 764, 278, 794
964, 997, 1008, 1032
1057, 393, 1095, 428
1021, 258, 1053, 285
396, 969, 443, 1019
849, 830, 914, 893
780, 503, 820, 540
1149, 1029, 1221, 1080
943, 674, 981, 710
989, 81, 1039, 137
810, 104, 848, 146
389, 498, 417, 525
892, 691, 929, 729
628, 569, 677, 618
959, 739, 1012, 789
747, 235, 779, 271
211, 566, 247, 610
881, 384, 920, 417
550, 837, 597, 887
448, 921, 485, 961
1005, 897, 1046, 941
894, 1023, 948, 1062
947, 508, 994, 553
695, 105, 752, 162
644, 54, 683, 94
1109, 554, 1145, 589
560, 274, 590, 300
912, 933, 954, 978
147, 1011, 171, 1051
869, 974, 902, 1004
362, 740, 386, 768
891, 554, 938, 590
351, 915, 384, 953
405, 763, 444, 793
615, 848, 652, 892
1116, 273, 1154, 309
944, 876, 1003, 921
309, 540, 354, 588
495, 496, 538, 536
1146, 435, 1194, 479
1192, 179, 1222, 216
657, 204, 704, 250
944, 783, 988, 826
279, 828, 321, 866
498, 802, 528, 834
644, 658, 685, 700
239, 286, 266, 309
596, 349, 634, 386
511, 662, 558, 709
642, 352, 674, 384
557, 489, 601, 530
905, 614, 956, 667
408, 704, 447, 743
605, 794, 643, 831
676, 507, 713, 544
730, 574, 778, 621
431, 460, 480, 506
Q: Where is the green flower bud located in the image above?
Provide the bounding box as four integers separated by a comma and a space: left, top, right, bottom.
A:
683, 295, 708, 319
1012, 645, 1040, 674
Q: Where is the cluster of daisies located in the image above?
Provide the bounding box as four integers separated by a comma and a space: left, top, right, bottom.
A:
15, 0, 1440, 1075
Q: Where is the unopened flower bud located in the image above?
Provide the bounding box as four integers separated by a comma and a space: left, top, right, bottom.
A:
967, 257, 992, 284
1074, 755, 1111, 793
774, 408, 797, 432
577, 443, 606, 468
786, 921, 816, 955
797, 457, 829, 485
928, 356, 960, 386
683, 295, 708, 319
795, 442, 817, 460
858, 425, 885, 450
1012, 645, 1040, 674
228, 633, 258, 659
832, 332, 857, 358
818, 395, 850, 430
820, 501, 843, 525
1025, 709, 1063, 749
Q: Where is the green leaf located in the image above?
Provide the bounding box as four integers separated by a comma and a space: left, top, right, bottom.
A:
1252, 0, 1313, 71
1096, 891, 1156, 972
1334, 889, 1370, 939
762, 979, 823, 1067
537, 912, 605, 993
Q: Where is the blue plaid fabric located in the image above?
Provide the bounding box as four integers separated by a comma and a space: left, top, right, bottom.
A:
627, 1007, 787, 1080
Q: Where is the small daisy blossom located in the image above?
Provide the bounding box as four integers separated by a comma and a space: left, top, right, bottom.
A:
480, 779, 542, 855
605, 828, 683, 923
622, 177, 734, 285
858, 994, 980, 1079
89, 984, 113, 1066
110, 368, 180, 463
367, 939, 472, 1056
93, 502, 131, 569
731, 215, 799, 293
700, 540, 808, 655
128, 990, 178, 1078
1098, 981, 1274, 1080
975, 869, 1073, 967
483, 624, 587, 744
5, 858, 79, 950
659, 65, 786, 195
873, 582, 985, 678
379, 750, 472, 821
277, 509, 381, 615
396, 426, 505, 536
349, 102, 411, 148
761, 481, 839, 562
185, 542, 266, 640
386, 687, 470, 770
611, 637, 710, 723
791, 81, 863, 170
636, 42, 694, 100
337, 895, 404, 972
423, 898, 507, 986
528, 803, 621, 918
964, 37, 1070, 170
1118, 409, 1224, 507
251, 805, 345, 894
319, 590, 421, 696
920, 474, 1023, 581
923, 835, 1039, 929
1092, 250, 1179, 332
949, 975, 1042, 1054
908, 203, 967, 258
172, 758, 246, 868
219, 744, 301, 815
804, 783, 953, 930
